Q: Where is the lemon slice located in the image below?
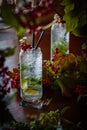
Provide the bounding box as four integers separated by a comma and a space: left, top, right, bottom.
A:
21, 78, 27, 89
24, 88, 38, 95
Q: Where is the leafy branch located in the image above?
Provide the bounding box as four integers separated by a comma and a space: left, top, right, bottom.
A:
61, 0, 87, 37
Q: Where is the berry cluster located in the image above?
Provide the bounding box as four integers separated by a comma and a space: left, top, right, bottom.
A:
0, 66, 11, 97
43, 48, 78, 89
7, 68, 20, 91
19, 43, 32, 51
75, 85, 86, 95
0, 55, 11, 97
19, 36, 32, 51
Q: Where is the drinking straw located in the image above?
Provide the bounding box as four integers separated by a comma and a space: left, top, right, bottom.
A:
35, 30, 44, 49
32, 31, 35, 48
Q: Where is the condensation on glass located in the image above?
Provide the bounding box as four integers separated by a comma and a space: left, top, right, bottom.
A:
19, 47, 43, 103
51, 14, 69, 59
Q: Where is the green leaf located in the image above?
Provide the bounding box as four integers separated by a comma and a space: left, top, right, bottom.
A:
82, 42, 87, 49
1, 0, 17, 27
0, 47, 16, 57
63, 12, 78, 32
77, 95, 82, 103
64, 3, 74, 13
73, 25, 87, 37
60, 106, 70, 117
17, 26, 26, 36
61, 0, 74, 6
80, 14, 87, 26
61, 0, 87, 37
12, 121, 29, 130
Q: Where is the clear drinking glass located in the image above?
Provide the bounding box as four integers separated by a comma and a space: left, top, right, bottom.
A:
51, 14, 69, 59
19, 47, 43, 108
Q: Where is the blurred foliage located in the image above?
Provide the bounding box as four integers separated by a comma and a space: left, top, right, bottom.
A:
0, 47, 16, 57
0, 0, 26, 36
1, 0, 87, 37
61, 0, 87, 37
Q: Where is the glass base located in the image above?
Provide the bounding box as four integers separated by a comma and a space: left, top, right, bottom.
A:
19, 98, 52, 109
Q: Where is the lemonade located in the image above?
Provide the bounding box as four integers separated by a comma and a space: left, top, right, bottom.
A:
20, 47, 42, 103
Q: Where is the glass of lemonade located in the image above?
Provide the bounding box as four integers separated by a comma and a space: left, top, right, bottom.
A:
19, 47, 43, 108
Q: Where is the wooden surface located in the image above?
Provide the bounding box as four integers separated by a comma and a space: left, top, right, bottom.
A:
6, 88, 87, 127
7, 90, 74, 122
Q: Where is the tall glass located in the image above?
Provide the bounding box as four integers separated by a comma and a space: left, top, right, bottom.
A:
19, 47, 43, 108
51, 14, 69, 59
